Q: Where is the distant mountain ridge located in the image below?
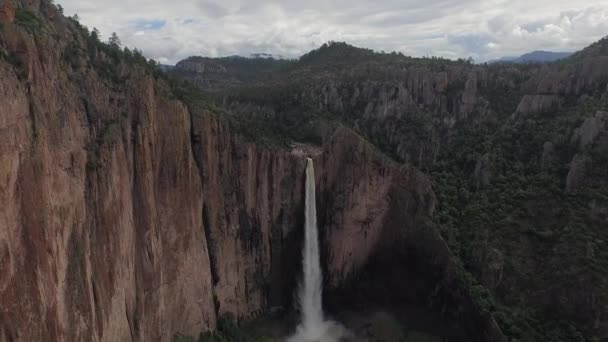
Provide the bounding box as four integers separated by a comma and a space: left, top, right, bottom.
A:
488, 50, 572, 64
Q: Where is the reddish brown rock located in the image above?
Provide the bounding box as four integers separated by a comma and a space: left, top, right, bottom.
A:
0, 0, 14, 24
0, 22, 216, 340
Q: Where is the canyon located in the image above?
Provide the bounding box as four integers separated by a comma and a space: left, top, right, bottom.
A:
1, 0, 607, 341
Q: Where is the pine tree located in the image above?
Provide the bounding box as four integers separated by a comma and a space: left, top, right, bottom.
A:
91, 28, 100, 43
108, 32, 121, 49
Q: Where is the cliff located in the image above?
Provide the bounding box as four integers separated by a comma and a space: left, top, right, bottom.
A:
0, 2, 496, 341
0, 5, 216, 339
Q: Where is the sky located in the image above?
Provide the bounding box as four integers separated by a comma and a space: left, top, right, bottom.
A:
58, 0, 608, 64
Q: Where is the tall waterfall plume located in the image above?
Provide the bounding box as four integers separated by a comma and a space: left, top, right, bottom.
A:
288, 158, 351, 342
301, 157, 324, 330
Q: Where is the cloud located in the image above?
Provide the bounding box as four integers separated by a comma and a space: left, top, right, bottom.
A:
57, 0, 608, 64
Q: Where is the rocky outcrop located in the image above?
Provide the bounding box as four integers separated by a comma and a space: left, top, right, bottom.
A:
283, 67, 494, 168
461, 71, 478, 114
535, 57, 608, 95
515, 94, 561, 115
571, 111, 607, 149
173, 57, 238, 90
0, 0, 14, 23
566, 153, 592, 193
175, 57, 227, 74
565, 111, 607, 193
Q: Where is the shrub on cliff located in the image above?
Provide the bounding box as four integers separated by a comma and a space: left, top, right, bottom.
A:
195, 317, 273, 342
14, 8, 42, 32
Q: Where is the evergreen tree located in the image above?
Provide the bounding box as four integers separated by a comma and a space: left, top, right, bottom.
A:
108, 32, 121, 49
91, 28, 100, 43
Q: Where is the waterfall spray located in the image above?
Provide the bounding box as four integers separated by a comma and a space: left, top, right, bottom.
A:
288, 158, 350, 342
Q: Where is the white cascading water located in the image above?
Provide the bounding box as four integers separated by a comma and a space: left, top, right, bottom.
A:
288, 158, 350, 342
301, 158, 324, 330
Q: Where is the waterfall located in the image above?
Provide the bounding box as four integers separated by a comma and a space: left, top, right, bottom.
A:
288, 158, 350, 342
301, 158, 324, 330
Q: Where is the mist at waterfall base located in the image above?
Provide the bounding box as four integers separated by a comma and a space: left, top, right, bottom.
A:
287, 158, 352, 342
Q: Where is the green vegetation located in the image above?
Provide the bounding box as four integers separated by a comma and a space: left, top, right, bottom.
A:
568, 35, 608, 62
61, 17, 164, 84
430, 95, 608, 340
173, 317, 274, 342
296, 41, 472, 73
14, 8, 43, 32
299, 41, 376, 65
0, 48, 26, 78
367, 312, 407, 340
108, 32, 121, 49
86, 116, 121, 170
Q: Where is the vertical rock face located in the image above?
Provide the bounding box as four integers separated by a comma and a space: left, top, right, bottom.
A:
190, 111, 307, 319
0, 7, 216, 340
189, 112, 438, 319
515, 94, 561, 115
571, 111, 607, 149
315, 129, 436, 287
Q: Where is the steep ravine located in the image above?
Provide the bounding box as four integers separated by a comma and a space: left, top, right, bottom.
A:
0, 1, 502, 341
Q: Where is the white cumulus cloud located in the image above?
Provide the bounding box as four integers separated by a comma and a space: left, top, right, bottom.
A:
57, 0, 608, 63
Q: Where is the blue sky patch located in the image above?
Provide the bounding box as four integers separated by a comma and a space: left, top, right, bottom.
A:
133, 19, 166, 31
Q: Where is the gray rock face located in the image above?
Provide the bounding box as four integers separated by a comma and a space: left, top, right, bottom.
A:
516, 94, 561, 115
535, 56, 608, 95
572, 111, 607, 149
566, 153, 592, 193
461, 71, 478, 113
175, 57, 227, 74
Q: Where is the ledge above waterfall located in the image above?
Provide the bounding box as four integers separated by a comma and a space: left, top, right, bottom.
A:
290, 143, 324, 158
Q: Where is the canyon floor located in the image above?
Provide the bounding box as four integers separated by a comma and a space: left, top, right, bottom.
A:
244, 307, 460, 342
